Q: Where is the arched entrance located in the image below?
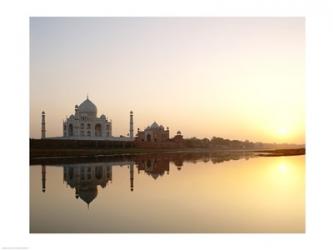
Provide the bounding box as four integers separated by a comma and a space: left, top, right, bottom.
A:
95, 166, 103, 180
68, 167, 74, 180
95, 124, 102, 137
146, 134, 151, 142
68, 124, 73, 136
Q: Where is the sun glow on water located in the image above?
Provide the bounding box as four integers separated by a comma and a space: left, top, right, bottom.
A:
278, 163, 288, 174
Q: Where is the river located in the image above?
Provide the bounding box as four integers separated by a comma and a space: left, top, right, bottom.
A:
30, 153, 304, 233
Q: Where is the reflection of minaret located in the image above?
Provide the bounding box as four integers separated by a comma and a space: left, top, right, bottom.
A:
130, 163, 134, 192
129, 111, 134, 139
41, 111, 46, 139
107, 166, 112, 183
75, 187, 79, 199
41, 165, 46, 193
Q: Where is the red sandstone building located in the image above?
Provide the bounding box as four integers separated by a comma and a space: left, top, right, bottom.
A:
135, 121, 184, 147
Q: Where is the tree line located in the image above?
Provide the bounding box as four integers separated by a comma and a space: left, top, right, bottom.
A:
183, 137, 302, 150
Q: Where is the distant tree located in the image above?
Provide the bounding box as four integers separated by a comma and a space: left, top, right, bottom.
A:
201, 138, 210, 147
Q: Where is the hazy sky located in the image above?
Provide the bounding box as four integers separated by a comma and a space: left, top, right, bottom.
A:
30, 17, 304, 144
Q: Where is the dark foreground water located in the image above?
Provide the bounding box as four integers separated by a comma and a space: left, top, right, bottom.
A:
30, 153, 304, 233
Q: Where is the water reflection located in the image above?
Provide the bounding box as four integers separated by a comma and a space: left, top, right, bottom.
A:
137, 158, 170, 179
31, 152, 304, 233
64, 164, 113, 207
39, 152, 253, 207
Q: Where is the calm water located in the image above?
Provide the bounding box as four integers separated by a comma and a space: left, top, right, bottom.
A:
30, 153, 305, 233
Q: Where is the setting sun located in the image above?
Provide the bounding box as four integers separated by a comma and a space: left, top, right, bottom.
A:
277, 128, 288, 137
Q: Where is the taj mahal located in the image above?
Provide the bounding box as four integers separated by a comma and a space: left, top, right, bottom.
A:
63, 97, 112, 138
41, 96, 134, 141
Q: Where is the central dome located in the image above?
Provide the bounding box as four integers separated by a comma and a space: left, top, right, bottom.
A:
78, 98, 97, 114
150, 121, 159, 129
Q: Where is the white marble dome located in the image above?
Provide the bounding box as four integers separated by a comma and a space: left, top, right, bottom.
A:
150, 121, 159, 129
78, 98, 97, 114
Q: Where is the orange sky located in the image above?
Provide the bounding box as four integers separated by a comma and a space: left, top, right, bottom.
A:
30, 17, 304, 144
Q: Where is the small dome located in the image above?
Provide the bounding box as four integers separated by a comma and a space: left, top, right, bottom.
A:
100, 114, 106, 119
78, 98, 97, 114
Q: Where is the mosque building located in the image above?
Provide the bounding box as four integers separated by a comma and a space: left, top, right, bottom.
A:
135, 121, 184, 146
136, 122, 170, 143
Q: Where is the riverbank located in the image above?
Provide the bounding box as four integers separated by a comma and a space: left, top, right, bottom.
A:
30, 149, 255, 165
30, 136, 305, 163
254, 148, 305, 156
30, 147, 237, 160
30, 146, 305, 165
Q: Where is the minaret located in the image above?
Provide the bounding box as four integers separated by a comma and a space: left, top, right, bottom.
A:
130, 163, 134, 192
41, 111, 46, 139
129, 111, 134, 139
110, 119, 112, 137
41, 165, 46, 193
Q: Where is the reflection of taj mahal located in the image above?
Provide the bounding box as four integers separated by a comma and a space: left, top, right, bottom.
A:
61, 162, 134, 207
37, 153, 249, 208
40, 158, 181, 207
63, 164, 113, 206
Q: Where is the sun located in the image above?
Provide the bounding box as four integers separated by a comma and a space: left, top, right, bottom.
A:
273, 127, 292, 142
277, 127, 288, 137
